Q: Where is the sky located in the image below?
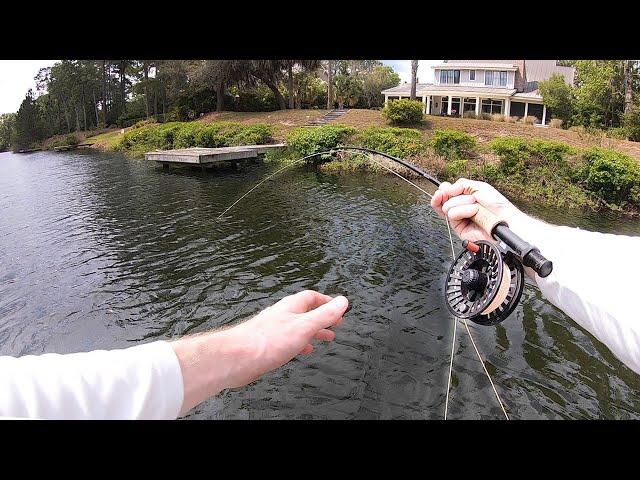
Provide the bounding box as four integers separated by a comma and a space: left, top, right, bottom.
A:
0, 60, 441, 115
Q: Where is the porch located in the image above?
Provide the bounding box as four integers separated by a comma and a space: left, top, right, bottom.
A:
384, 93, 548, 125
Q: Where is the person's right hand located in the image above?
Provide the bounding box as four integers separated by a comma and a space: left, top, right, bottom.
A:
431, 178, 525, 243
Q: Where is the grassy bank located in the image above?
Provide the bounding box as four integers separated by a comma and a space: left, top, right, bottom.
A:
76, 108, 640, 214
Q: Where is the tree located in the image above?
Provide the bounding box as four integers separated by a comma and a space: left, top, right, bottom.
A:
362, 65, 400, 108
12, 90, 44, 151
334, 74, 363, 109
0, 113, 15, 152
410, 60, 419, 100
326, 60, 335, 109
539, 74, 574, 127
572, 60, 623, 127
623, 60, 637, 114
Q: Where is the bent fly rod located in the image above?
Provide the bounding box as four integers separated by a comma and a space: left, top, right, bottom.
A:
216, 146, 554, 418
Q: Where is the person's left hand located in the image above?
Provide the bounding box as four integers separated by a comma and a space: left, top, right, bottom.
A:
172, 290, 349, 415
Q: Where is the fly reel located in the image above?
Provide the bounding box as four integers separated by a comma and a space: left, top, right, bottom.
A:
445, 240, 524, 326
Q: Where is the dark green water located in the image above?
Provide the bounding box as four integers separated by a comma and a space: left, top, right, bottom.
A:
1, 150, 640, 419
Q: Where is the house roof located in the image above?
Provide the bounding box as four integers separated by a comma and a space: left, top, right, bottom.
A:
524, 60, 575, 85
381, 83, 517, 96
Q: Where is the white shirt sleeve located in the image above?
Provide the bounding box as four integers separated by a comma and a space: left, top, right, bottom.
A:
507, 214, 640, 374
0, 340, 184, 420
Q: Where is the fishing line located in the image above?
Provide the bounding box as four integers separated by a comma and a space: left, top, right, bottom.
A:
216, 146, 516, 419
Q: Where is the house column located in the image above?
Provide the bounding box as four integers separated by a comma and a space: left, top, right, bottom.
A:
524, 102, 529, 118
475, 97, 481, 115
447, 95, 452, 115
504, 98, 511, 118
384, 94, 388, 105
426, 95, 431, 115
422, 95, 427, 114
542, 105, 547, 125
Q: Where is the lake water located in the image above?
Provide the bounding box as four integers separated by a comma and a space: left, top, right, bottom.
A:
1, 150, 640, 419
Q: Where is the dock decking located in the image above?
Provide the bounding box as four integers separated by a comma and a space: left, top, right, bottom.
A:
145, 144, 285, 167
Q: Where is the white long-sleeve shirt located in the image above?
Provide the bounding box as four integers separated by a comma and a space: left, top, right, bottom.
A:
0, 341, 184, 419
1, 216, 639, 419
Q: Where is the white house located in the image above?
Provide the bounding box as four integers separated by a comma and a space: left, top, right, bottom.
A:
381, 60, 575, 125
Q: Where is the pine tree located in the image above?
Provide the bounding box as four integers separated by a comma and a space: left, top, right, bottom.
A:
12, 90, 44, 151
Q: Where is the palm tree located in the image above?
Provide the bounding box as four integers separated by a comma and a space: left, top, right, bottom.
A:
410, 60, 419, 101
284, 60, 321, 109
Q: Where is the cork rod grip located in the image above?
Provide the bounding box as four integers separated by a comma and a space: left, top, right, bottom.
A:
472, 204, 507, 236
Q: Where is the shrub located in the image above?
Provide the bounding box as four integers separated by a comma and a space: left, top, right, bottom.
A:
381, 99, 424, 125
130, 118, 157, 130
529, 140, 576, 164
173, 122, 205, 148
488, 137, 530, 173
357, 126, 426, 158
549, 118, 563, 129
64, 133, 79, 146
286, 124, 357, 156
491, 114, 506, 122
462, 111, 477, 119
578, 147, 640, 205
622, 106, 640, 142
441, 159, 469, 180
430, 129, 476, 160
507, 116, 519, 123
523, 116, 537, 125
478, 112, 492, 121
605, 127, 630, 140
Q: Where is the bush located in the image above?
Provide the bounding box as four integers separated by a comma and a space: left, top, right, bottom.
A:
441, 159, 469, 180
549, 118, 563, 129
529, 139, 576, 164
488, 137, 531, 173
357, 126, 426, 158
430, 129, 476, 160
477, 112, 492, 121
286, 124, 356, 156
130, 118, 157, 130
462, 111, 477, 119
578, 147, 640, 205
491, 114, 506, 122
115, 121, 273, 156
622, 106, 640, 142
523, 116, 537, 125
381, 99, 424, 125
605, 126, 630, 140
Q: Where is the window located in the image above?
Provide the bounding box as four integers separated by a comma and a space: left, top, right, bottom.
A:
499, 71, 507, 86
481, 98, 503, 114
485, 70, 509, 86
484, 71, 494, 86
440, 70, 460, 84
469, 70, 476, 81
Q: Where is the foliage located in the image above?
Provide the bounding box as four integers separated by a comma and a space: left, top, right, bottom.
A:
539, 74, 574, 126
361, 66, 400, 108
0, 113, 15, 151
381, 99, 424, 125
578, 147, 640, 205
622, 104, 640, 141
356, 126, 426, 158
12, 90, 45, 151
441, 159, 469, 180
489, 137, 575, 173
430, 129, 476, 160
572, 60, 623, 128
115, 121, 273, 156
334, 74, 363, 108
286, 124, 356, 156
549, 118, 563, 128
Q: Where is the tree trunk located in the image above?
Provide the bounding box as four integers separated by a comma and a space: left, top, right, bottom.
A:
93, 90, 99, 126
119, 60, 126, 114
327, 60, 334, 110
624, 60, 634, 114
102, 60, 107, 125
216, 82, 225, 112
410, 60, 419, 101
287, 63, 295, 109
144, 63, 150, 118
264, 78, 286, 110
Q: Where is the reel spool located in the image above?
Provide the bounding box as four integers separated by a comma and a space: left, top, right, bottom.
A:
445, 240, 524, 326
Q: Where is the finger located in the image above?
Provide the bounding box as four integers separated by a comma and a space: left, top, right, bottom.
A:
314, 329, 336, 341
276, 290, 333, 314
447, 203, 480, 222
300, 295, 349, 330
442, 194, 476, 215
299, 344, 314, 355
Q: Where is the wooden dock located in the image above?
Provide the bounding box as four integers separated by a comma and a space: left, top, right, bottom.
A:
145, 144, 285, 168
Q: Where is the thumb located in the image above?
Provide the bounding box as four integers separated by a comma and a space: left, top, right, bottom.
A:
299, 295, 349, 331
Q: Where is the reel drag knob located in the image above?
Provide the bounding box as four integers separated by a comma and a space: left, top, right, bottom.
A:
444, 240, 524, 326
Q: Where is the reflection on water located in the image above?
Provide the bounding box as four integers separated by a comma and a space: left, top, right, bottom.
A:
1, 150, 640, 419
